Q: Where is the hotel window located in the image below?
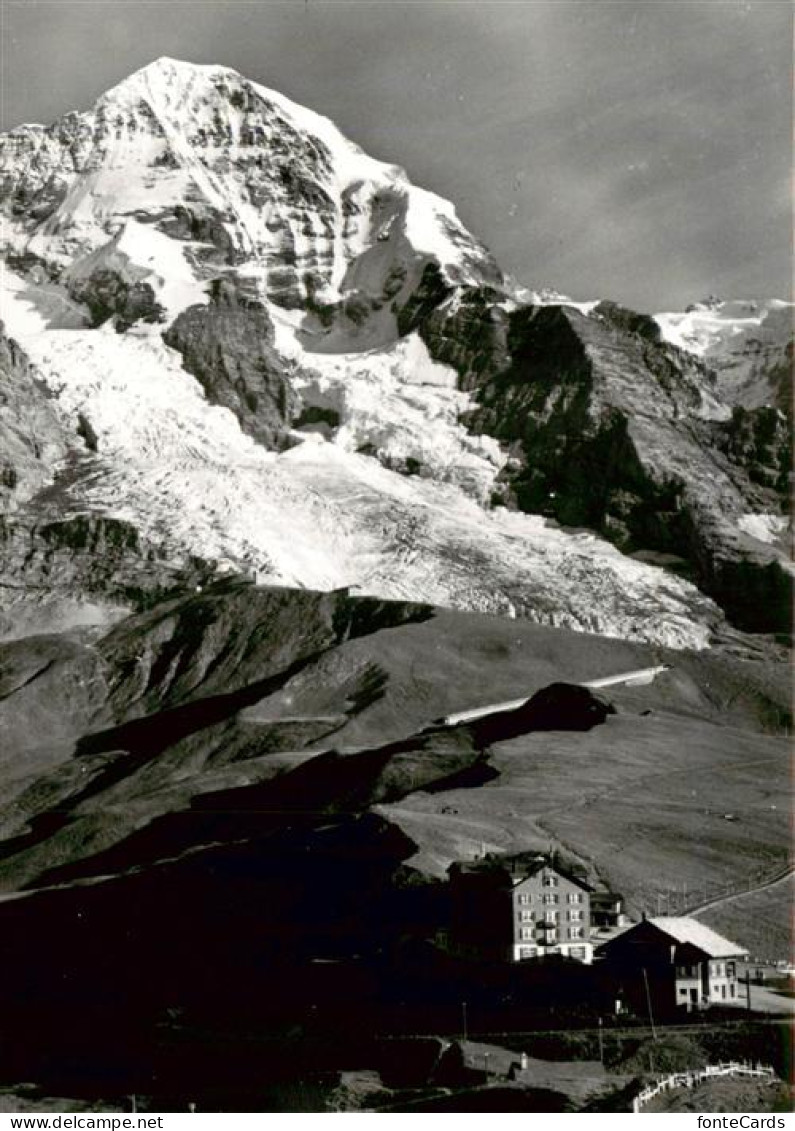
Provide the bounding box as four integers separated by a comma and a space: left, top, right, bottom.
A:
520, 928, 533, 941
569, 909, 582, 922
542, 875, 558, 888
726, 962, 735, 978
544, 910, 559, 923
543, 893, 558, 905
518, 893, 531, 905
569, 926, 584, 939
568, 893, 582, 904
520, 910, 533, 922
713, 962, 724, 977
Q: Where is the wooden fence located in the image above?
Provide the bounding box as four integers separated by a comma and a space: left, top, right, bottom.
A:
632, 1060, 775, 1112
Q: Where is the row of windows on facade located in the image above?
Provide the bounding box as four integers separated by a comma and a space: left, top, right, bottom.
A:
679, 983, 736, 1000
520, 909, 583, 918
520, 926, 585, 940
518, 892, 583, 904
519, 944, 589, 958
676, 961, 736, 979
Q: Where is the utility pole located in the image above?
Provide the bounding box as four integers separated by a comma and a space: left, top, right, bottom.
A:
462, 1000, 468, 1043
745, 972, 752, 1012
642, 967, 658, 1040
597, 1016, 604, 1065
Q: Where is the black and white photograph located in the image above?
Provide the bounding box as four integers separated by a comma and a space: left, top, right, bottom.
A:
0, 0, 791, 1117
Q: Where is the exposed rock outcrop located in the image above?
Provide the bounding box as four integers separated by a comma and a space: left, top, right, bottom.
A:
163, 281, 301, 447
68, 268, 166, 330
0, 512, 214, 639
0, 326, 73, 510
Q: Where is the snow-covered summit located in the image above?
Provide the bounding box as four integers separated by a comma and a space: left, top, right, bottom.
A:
0, 55, 501, 338
655, 298, 792, 410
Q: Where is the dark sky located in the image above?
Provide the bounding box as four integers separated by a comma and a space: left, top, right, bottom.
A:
2, 0, 791, 310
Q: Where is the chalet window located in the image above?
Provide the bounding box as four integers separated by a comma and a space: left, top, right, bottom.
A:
726, 962, 735, 978
569, 909, 582, 922
568, 893, 582, 903
569, 926, 583, 939
713, 962, 724, 977
542, 893, 558, 905
518, 894, 531, 905
542, 875, 558, 887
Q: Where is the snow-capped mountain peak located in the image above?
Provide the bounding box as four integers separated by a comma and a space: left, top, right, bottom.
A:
1, 55, 501, 339
0, 59, 790, 648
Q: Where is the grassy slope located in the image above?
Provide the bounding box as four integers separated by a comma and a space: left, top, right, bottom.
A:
696, 874, 795, 962
0, 587, 789, 957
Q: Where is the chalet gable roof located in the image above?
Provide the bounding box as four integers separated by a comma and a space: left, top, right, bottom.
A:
646, 917, 747, 958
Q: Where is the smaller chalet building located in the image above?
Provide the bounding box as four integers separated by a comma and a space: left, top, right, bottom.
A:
590, 891, 627, 931
598, 917, 748, 1013
448, 854, 594, 964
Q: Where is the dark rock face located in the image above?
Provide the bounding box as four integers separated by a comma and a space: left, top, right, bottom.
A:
68, 268, 166, 330
0, 512, 213, 631
717, 405, 791, 495
400, 292, 791, 634
469, 682, 615, 746
0, 327, 73, 510
398, 273, 510, 390
163, 281, 301, 448
159, 204, 244, 267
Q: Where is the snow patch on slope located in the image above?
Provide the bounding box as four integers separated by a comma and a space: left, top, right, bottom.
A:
654, 302, 771, 358
67, 219, 209, 320
279, 327, 505, 500
737, 513, 789, 545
